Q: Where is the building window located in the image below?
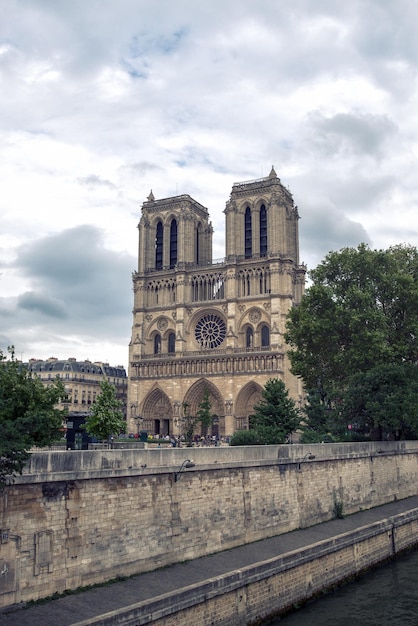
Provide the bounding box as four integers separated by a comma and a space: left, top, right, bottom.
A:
154, 334, 161, 354
260, 204, 267, 256
168, 332, 176, 353
261, 325, 270, 347
245, 207, 252, 259
170, 219, 177, 268
155, 221, 163, 269
246, 327, 253, 348
196, 224, 200, 264
191, 273, 225, 302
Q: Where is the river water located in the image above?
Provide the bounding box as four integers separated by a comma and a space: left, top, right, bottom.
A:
264, 548, 418, 625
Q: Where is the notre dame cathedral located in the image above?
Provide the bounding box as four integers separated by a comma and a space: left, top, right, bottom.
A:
127, 167, 306, 438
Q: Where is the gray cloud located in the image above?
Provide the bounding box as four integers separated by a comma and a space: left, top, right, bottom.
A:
77, 175, 116, 191
310, 112, 398, 157
15, 225, 134, 314
1, 226, 135, 360
300, 204, 371, 270
18, 292, 68, 318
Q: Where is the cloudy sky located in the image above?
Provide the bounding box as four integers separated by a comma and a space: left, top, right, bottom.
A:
1, 0, 418, 368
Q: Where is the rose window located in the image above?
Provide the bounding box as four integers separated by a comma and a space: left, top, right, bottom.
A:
195, 314, 226, 349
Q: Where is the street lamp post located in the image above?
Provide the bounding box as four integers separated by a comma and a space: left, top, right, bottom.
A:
134, 415, 144, 438
174, 460, 196, 482
130, 404, 144, 439
298, 453, 316, 470
174, 417, 185, 447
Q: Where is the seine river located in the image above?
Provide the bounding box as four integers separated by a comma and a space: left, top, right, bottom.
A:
264, 548, 418, 625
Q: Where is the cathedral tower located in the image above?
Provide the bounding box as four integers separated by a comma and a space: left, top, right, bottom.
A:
128, 168, 305, 438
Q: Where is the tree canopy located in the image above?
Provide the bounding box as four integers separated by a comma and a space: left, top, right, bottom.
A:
343, 364, 418, 440
230, 378, 300, 445
0, 347, 65, 486
285, 244, 418, 440
83, 379, 125, 442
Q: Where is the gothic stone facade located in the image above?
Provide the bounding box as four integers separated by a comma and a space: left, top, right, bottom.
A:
128, 168, 306, 437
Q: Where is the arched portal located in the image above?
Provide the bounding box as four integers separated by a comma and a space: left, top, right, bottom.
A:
235, 382, 263, 430
182, 379, 225, 439
142, 387, 172, 436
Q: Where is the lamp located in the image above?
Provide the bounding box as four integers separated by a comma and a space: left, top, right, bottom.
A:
298, 453, 316, 470
371, 449, 384, 461
174, 459, 195, 482
133, 414, 143, 438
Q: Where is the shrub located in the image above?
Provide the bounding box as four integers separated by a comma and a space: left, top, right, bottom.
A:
229, 430, 262, 446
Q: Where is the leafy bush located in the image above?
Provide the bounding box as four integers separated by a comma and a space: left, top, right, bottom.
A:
300, 430, 329, 444
229, 430, 262, 446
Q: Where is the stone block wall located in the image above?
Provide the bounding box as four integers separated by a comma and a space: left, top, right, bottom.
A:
1, 442, 417, 608
72, 509, 418, 626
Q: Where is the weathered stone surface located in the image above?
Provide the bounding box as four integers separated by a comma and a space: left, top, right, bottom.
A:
128, 174, 306, 439
0, 442, 417, 608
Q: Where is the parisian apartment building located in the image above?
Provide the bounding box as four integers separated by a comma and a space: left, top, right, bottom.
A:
26, 357, 128, 421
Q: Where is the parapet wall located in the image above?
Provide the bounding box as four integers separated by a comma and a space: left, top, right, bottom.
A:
1, 442, 417, 608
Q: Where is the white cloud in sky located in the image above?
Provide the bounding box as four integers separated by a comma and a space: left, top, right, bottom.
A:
1, 0, 418, 366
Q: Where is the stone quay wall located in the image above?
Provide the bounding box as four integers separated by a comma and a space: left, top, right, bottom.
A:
1, 442, 417, 609
73, 505, 418, 626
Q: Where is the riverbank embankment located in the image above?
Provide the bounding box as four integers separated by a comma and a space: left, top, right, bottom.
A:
2, 495, 418, 626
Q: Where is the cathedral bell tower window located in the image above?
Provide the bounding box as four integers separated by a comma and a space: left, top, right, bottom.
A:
196, 224, 200, 264
260, 204, 267, 257
245, 207, 252, 259
170, 219, 177, 268
155, 221, 163, 269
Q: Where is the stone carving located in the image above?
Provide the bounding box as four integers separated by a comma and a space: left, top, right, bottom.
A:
249, 309, 261, 323
157, 318, 168, 331
34, 530, 54, 575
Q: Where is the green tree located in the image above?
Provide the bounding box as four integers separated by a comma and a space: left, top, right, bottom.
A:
285, 244, 418, 390
342, 364, 418, 440
285, 244, 418, 439
247, 378, 300, 444
195, 388, 213, 431
0, 347, 65, 486
83, 379, 125, 444
182, 388, 213, 447
299, 388, 335, 443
